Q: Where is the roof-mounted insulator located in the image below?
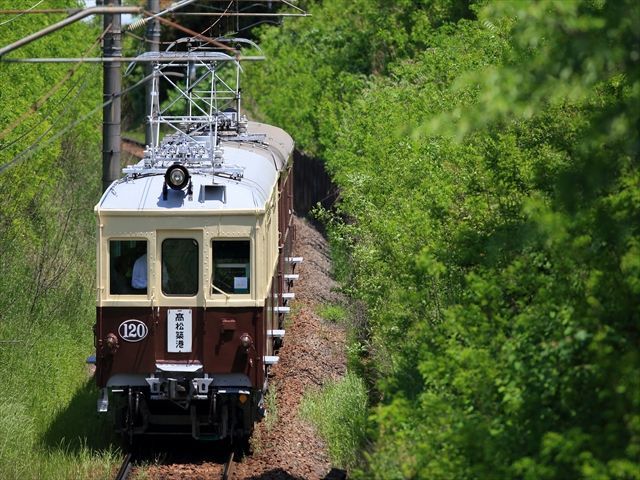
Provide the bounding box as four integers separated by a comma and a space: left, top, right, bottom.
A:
237, 115, 248, 135
214, 147, 224, 167
143, 146, 153, 167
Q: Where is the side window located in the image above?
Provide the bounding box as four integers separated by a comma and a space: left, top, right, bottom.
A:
162, 238, 198, 296
109, 240, 147, 295
212, 240, 250, 294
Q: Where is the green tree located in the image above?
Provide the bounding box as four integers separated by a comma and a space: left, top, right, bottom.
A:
249, 0, 640, 477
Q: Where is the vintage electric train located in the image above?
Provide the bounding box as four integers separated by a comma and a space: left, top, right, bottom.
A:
92, 39, 298, 442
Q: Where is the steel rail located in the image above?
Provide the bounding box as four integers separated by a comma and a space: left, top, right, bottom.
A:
222, 450, 235, 480
114, 453, 133, 480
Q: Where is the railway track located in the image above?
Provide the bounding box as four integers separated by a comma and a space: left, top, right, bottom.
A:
222, 449, 235, 480
113, 444, 237, 480
114, 452, 133, 480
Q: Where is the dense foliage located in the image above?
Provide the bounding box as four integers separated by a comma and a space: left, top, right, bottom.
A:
0, 2, 116, 477
246, 0, 640, 478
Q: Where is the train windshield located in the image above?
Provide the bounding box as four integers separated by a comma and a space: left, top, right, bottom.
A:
212, 240, 250, 294
109, 240, 148, 295
162, 238, 199, 296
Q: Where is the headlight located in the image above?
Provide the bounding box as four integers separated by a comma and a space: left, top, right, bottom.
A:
165, 164, 190, 190
240, 333, 252, 348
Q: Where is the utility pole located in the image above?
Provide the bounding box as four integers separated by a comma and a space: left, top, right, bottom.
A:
145, 0, 160, 146
102, 0, 122, 192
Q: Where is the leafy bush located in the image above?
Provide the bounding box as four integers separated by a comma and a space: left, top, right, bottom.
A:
251, 0, 640, 478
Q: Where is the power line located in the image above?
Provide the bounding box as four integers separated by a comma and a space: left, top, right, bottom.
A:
0, 63, 99, 171
0, 0, 44, 27
0, 27, 107, 147
124, 30, 174, 46
0, 64, 88, 153
0, 72, 154, 175
200, 0, 235, 37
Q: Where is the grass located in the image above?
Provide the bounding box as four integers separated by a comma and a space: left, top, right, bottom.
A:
0, 190, 122, 479
8, 444, 121, 480
0, 319, 121, 479
122, 129, 146, 144
316, 302, 349, 324
300, 373, 368, 469
0, 369, 121, 480
0, 49, 122, 478
250, 383, 279, 456
264, 383, 279, 432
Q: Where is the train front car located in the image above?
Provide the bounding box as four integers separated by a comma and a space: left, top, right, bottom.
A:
92, 41, 295, 442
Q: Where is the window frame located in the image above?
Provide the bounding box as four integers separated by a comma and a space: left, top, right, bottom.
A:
161, 237, 200, 297
211, 238, 252, 296
107, 238, 149, 297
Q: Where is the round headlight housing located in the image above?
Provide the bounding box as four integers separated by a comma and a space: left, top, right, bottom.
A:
165, 164, 190, 190
240, 333, 252, 349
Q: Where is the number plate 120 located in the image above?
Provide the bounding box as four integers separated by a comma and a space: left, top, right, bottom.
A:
118, 319, 148, 342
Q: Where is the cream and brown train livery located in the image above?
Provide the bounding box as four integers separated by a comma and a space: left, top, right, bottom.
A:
93, 121, 297, 441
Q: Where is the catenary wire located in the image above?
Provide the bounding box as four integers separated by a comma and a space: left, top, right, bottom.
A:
200, 0, 235, 37
0, 25, 108, 148
0, 72, 154, 174
0, 0, 44, 27
0, 62, 99, 171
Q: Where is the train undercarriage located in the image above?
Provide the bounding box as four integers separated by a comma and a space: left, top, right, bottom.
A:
105, 374, 263, 442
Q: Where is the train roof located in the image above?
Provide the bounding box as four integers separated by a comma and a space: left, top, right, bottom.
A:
96, 122, 293, 215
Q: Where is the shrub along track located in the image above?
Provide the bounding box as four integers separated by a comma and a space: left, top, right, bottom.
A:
133, 217, 347, 479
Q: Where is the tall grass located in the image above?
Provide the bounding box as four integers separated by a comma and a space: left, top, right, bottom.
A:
264, 384, 279, 432
300, 373, 368, 469
0, 127, 121, 478
0, 238, 120, 479
0, 443, 120, 480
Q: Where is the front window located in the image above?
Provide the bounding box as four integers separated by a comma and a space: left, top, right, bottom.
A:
162, 238, 199, 296
109, 240, 147, 295
212, 240, 250, 294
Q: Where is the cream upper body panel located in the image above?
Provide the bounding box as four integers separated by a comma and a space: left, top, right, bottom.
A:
95, 122, 291, 308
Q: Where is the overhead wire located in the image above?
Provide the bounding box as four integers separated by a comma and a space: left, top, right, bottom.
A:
0, 25, 109, 149
124, 30, 173, 46
0, 62, 100, 172
200, 0, 235, 37
126, 0, 199, 31
279, 0, 305, 14
0, 0, 233, 161
1, 0, 300, 174
0, 0, 44, 28
126, 0, 271, 47
0, 71, 154, 175
237, 18, 281, 33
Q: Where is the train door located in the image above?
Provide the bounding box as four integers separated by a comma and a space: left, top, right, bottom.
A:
155, 230, 204, 366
